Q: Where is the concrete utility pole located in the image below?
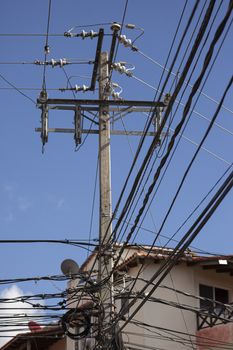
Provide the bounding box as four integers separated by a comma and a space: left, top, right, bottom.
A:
98, 51, 114, 343
36, 24, 167, 350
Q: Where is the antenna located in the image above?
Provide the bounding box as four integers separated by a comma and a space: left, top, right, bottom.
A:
61, 259, 80, 276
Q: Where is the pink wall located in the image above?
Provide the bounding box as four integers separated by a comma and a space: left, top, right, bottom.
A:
197, 323, 233, 349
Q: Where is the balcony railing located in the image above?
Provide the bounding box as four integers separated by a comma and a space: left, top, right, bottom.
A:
197, 304, 233, 330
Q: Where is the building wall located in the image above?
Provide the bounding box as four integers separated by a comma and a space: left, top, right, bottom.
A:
129, 261, 196, 350
120, 260, 233, 350
78, 248, 233, 349
197, 323, 233, 349
48, 338, 65, 350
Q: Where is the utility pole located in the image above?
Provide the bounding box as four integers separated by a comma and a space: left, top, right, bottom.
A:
98, 51, 114, 338
36, 23, 167, 350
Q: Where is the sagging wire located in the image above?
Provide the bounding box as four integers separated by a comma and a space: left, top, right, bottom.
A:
107, 2, 232, 333
0, 73, 36, 104
89, 0, 206, 302
125, 23, 144, 45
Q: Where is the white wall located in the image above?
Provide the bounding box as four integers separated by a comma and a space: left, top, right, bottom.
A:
119, 261, 197, 349
120, 260, 233, 350
74, 248, 233, 349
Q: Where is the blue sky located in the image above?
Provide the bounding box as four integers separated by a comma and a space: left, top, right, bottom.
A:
0, 0, 232, 342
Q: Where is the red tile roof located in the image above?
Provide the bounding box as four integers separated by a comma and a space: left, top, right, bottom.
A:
0, 324, 64, 350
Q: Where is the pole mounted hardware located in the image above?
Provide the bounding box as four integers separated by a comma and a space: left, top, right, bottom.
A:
39, 90, 49, 146
36, 23, 170, 348
74, 106, 82, 146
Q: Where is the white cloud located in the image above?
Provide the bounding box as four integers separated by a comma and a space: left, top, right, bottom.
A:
47, 194, 65, 209
17, 196, 32, 212
56, 198, 64, 209
5, 212, 14, 223
0, 285, 42, 347
3, 184, 14, 194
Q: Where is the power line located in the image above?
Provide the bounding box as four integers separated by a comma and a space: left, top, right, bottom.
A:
118, 166, 233, 333
42, 0, 52, 91
0, 73, 36, 104
93, 1, 217, 301
137, 48, 233, 116
112, 74, 233, 334
132, 74, 233, 138
111, 0, 220, 272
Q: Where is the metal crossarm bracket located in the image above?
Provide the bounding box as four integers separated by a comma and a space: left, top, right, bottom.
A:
37, 98, 165, 108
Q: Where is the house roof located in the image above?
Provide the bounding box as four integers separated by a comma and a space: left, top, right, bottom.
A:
81, 244, 233, 275
116, 247, 233, 275
0, 324, 64, 350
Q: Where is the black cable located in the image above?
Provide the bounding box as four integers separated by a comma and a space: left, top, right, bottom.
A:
42, 0, 52, 91
111, 1, 208, 253
118, 168, 233, 332
87, 6, 217, 328
112, 150, 231, 255
0, 73, 36, 104
138, 15, 233, 251
115, 0, 230, 264
109, 0, 218, 278
112, 0, 129, 67
129, 320, 233, 350
87, 157, 99, 257
0, 239, 97, 246
94, 0, 202, 266
113, 72, 232, 324
111, 0, 215, 247
128, 12, 233, 259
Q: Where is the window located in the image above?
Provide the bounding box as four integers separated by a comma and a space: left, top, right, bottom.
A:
199, 284, 229, 311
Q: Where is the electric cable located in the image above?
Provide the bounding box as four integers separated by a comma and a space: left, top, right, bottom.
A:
0, 73, 36, 104
41, 0, 52, 91
114, 160, 232, 258
86, 6, 217, 330
87, 156, 99, 258
117, 167, 233, 333
112, 0, 231, 266
111, 75, 233, 333
131, 17, 233, 257
109, 0, 222, 277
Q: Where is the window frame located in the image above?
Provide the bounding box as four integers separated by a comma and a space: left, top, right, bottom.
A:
199, 283, 229, 312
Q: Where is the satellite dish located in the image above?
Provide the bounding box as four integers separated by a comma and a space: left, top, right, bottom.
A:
61, 259, 80, 276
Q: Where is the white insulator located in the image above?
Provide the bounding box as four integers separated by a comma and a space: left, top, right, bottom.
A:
119, 66, 127, 74
60, 58, 67, 67
51, 59, 56, 67
113, 62, 132, 77
126, 70, 133, 77
90, 30, 95, 39
112, 91, 121, 100
82, 85, 88, 92
126, 23, 135, 29
112, 62, 119, 71
119, 35, 127, 44
75, 85, 81, 92
80, 30, 87, 39
125, 38, 132, 47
